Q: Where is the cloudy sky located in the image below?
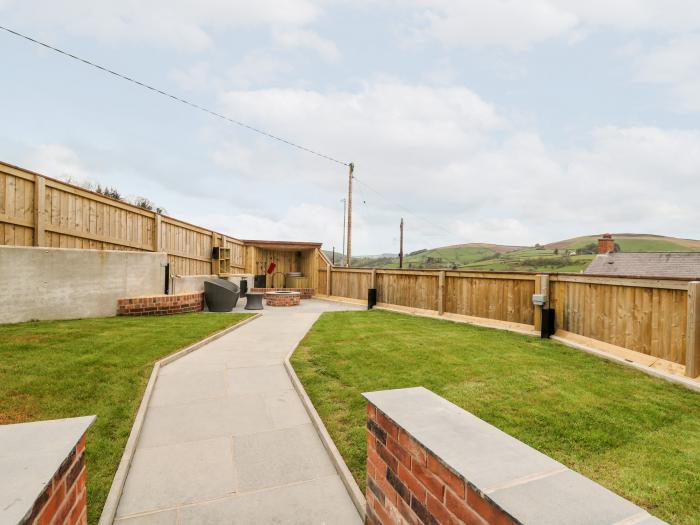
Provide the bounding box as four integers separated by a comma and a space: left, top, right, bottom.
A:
1, 1, 699, 254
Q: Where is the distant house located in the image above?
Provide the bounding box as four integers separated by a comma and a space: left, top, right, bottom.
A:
585, 234, 700, 278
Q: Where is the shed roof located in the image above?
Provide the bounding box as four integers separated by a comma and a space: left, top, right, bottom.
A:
242, 239, 322, 250
584, 252, 700, 279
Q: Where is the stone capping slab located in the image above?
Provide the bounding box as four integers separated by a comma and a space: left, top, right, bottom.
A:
0, 415, 96, 525
283, 346, 366, 520
362, 387, 666, 525
97, 313, 262, 525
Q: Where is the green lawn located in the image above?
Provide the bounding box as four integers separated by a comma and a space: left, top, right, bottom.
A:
0, 313, 251, 524
291, 310, 700, 524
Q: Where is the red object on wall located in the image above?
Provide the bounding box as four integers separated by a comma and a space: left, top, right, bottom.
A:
267, 262, 277, 274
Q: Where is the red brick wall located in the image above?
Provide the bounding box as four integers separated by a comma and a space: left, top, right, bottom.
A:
117, 292, 204, 316
265, 293, 302, 306
251, 287, 314, 299
21, 434, 88, 525
366, 403, 517, 525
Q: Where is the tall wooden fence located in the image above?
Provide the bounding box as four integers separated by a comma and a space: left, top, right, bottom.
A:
321, 267, 700, 378
0, 161, 245, 275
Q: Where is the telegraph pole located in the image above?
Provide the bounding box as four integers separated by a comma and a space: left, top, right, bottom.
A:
346, 162, 354, 267
399, 218, 404, 269
332, 246, 335, 265
340, 199, 346, 265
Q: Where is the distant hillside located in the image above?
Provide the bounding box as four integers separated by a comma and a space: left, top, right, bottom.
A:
333, 233, 700, 273
546, 234, 700, 252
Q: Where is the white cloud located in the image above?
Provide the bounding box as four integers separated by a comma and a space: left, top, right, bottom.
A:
1, 0, 321, 52
25, 144, 94, 185
227, 51, 294, 89
415, 0, 578, 51
191, 203, 348, 244
402, 0, 700, 50
209, 80, 700, 248
273, 29, 340, 62
635, 34, 700, 111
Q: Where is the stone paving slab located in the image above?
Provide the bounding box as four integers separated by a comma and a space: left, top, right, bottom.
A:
115, 299, 363, 524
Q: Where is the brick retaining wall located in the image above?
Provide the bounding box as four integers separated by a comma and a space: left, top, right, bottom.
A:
21, 434, 89, 525
251, 287, 314, 299
117, 292, 204, 316
363, 387, 664, 525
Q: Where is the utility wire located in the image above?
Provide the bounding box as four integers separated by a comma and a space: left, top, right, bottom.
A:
0, 25, 468, 264
0, 25, 349, 167
353, 176, 465, 267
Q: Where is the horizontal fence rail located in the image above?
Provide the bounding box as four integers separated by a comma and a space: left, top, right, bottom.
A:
322, 266, 699, 378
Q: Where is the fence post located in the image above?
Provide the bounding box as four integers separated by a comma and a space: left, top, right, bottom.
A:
534, 274, 542, 332
154, 213, 162, 252
371, 268, 377, 289
33, 174, 45, 246
438, 270, 445, 315
326, 265, 332, 296
687, 282, 700, 377
211, 231, 218, 275
533, 274, 550, 333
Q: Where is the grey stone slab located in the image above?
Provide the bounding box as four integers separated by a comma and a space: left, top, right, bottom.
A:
138, 395, 274, 448
264, 389, 310, 429
158, 357, 226, 376
149, 370, 227, 407
0, 416, 95, 525
116, 437, 236, 517
489, 470, 649, 525
234, 424, 336, 492
114, 509, 177, 525
363, 387, 564, 490
178, 475, 361, 525
226, 365, 292, 396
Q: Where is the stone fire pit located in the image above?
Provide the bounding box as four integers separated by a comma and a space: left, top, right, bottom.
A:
265, 290, 301, 307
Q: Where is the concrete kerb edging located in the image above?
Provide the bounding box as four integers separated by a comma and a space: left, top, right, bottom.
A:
551, 335, 700, 394
98, 313, 262, 525
283, 346, 367, 521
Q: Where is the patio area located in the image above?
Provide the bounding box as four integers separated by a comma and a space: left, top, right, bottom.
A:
114, 299, 363, 524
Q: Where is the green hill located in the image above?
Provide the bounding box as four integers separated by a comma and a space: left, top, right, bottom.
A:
337, 234, 700, 273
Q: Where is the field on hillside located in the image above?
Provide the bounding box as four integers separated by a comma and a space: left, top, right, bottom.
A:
338, 234, 700, 272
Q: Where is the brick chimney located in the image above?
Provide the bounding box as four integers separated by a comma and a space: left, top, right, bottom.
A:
598, 233, 615, 254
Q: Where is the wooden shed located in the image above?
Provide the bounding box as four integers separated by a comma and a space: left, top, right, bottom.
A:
242, 240, 328, 291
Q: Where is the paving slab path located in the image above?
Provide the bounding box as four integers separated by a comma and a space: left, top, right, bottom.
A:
114, 299, 363, 525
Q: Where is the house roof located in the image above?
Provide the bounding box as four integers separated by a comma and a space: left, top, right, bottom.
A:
584, 252, 700, 279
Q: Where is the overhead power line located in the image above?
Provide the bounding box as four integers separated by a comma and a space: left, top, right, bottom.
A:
352, 176, 465, 267
0, 25, 349, 167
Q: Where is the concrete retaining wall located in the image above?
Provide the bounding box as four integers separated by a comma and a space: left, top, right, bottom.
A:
171, 274, 254, 294
0, 246, 166, 324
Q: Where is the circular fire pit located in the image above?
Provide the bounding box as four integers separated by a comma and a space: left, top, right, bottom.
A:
265, 290, 301, 307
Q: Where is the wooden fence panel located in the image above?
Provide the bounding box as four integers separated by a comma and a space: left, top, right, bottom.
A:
444, 273, 535, 325
550, 279, 688, 364
317, 269, 328, 295
43, 180, 155, 251
0, 161, 258, 276
376, 271, 439, 311
0, 170, 34, 246
224, 238, 246, 271
331, 269, 372, 300
160, 218, 213, 276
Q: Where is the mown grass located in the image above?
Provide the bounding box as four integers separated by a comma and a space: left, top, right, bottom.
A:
0, 313, 251, 524
291, 310, 700, 524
